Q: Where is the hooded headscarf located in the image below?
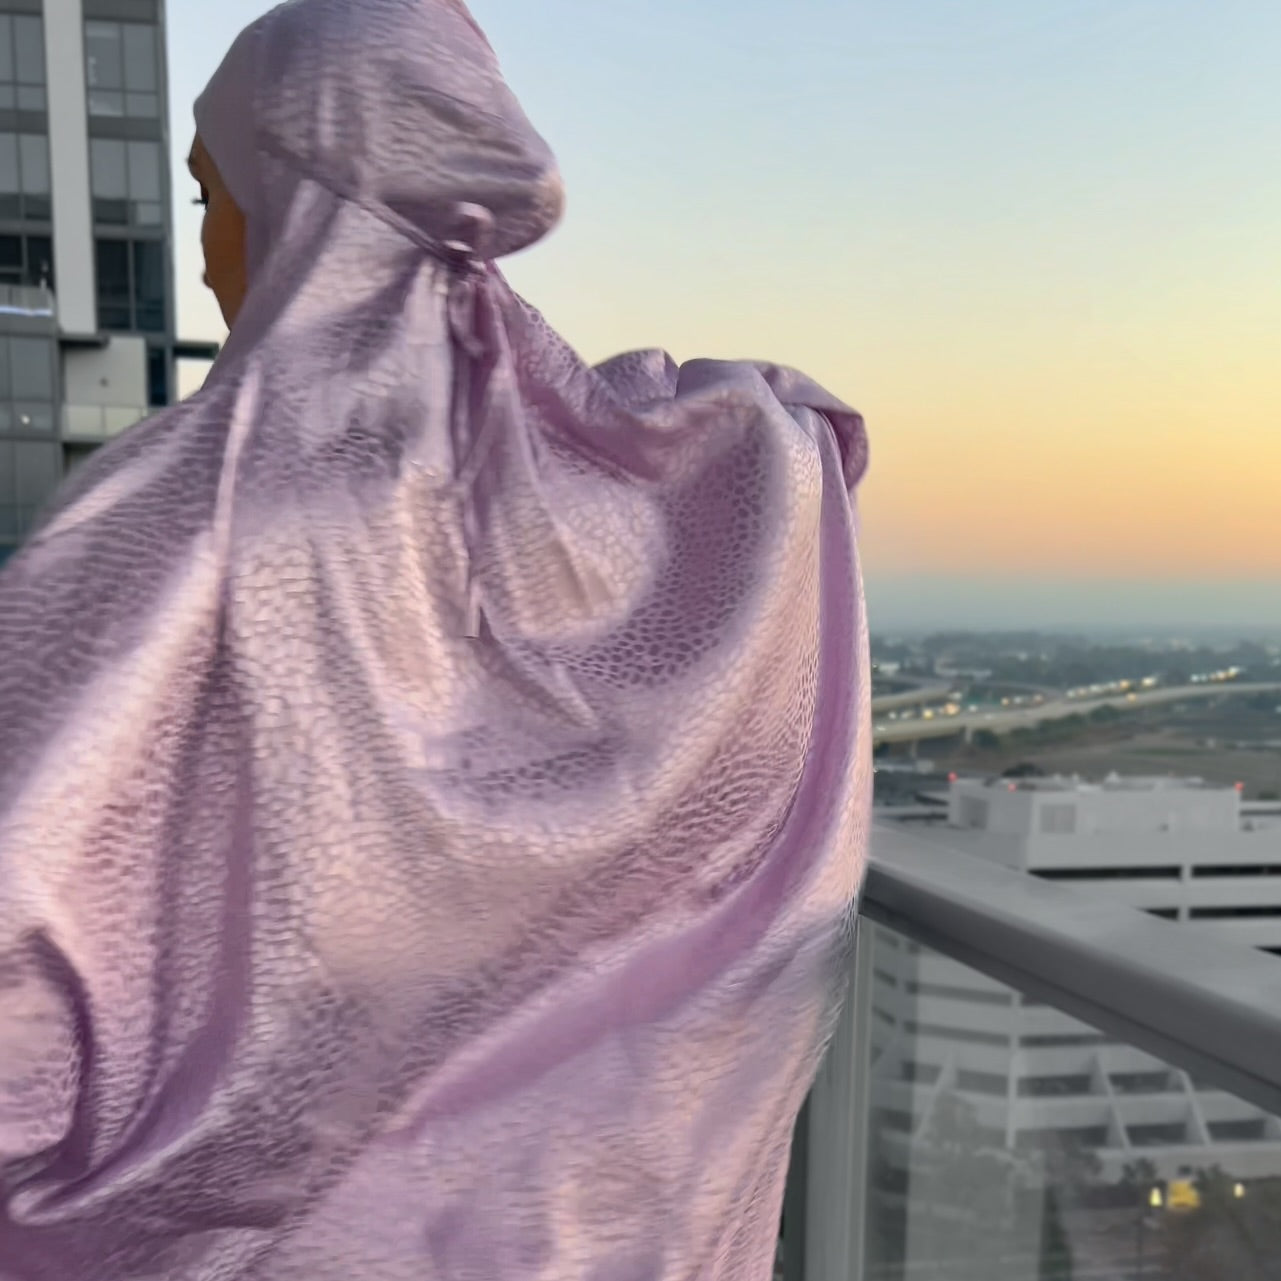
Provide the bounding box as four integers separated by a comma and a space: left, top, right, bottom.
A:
0, 1, 870, 1277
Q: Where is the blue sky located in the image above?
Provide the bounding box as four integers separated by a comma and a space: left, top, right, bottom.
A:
167, 1, 1281, 630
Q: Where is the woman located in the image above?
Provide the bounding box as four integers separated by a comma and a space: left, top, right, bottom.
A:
0, 1, 870, 1277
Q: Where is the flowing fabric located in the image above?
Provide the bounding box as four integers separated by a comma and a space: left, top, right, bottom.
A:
0, 1, 871, 1277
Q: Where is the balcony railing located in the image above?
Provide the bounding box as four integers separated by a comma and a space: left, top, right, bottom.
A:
783, 828, 1281, 1281
62, 404, 148, 441
0, 283, 55, 318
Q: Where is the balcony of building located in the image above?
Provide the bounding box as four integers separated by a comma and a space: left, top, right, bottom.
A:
780, 825, 1281, 1281
0, 279, 219, 560
0, 281, 55, 320
60, 400, 146, 441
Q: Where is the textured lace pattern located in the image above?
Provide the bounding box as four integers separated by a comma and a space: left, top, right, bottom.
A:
0, 2, 870, 1277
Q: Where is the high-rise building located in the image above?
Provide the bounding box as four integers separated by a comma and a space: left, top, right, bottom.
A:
0, 0, 215, 565
871, 777, 1281, 1184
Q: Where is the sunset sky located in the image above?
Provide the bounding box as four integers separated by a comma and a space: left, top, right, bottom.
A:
168, 0, 1281, 629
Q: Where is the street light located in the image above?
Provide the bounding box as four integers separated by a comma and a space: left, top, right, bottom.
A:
1136, 1184, 1163, 1278
1234, 1182, 1247, 1200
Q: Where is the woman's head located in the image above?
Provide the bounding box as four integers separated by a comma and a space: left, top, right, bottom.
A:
189, 136, 248, 329
190, 0, 563, 337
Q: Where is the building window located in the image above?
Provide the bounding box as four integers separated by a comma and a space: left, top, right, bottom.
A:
0, 439, 61, 544
1035, 865, 1181, 882
1017, 1073, 1094, 1098
900, 1062, 941, 1086
958, 796, 989, 829
1208, 1119, 1267, 1143
902, 1019, 1009, 1048
1190, 905, 1281, 920
1111, 1071, 1173, 1095
62, 441, 98, 476
147, 345, 169, 406
0, 15, 47, 113
904, 980, 1013, 1007
8, 335, 54, 403
1039, 803, 1077, 835
1015, 1126, 1110, 1153
956, 1069, 1008, 1096
1193, 863, 1281, 878
1127, 1122, 1187, 1148
1021, 1033, 1108, 1048
90, 138, 164, 228
0, 132, 52, 223
84, 21, 159, 120
133, 240, 165, 330
0, 335, 57, 467
0, 233, 54, 290
95, 238, 167, 333
0, 333, 56, 422
95, 238, 131, 329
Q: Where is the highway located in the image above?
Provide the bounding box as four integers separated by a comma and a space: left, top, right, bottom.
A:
873, 681, 1281, 745
870, 682, 957, 714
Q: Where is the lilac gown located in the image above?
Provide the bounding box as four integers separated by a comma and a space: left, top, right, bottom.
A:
0, 1, 871, 1277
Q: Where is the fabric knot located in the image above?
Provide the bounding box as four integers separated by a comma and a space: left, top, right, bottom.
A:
440, 201, 497, 274
408, 202, 503, 638
439, 255, 506, 640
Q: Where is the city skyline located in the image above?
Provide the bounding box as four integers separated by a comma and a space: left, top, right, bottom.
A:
167, 0, 1281, 623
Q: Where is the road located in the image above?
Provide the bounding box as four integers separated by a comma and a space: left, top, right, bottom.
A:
873, 681, 1281, 745
870, 682, 958, 714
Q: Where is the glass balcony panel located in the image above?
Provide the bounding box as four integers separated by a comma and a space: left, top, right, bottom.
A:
854, 922, 1281, 1281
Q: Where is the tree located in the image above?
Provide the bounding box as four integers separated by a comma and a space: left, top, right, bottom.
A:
1044, 1138, 1103, 1201
1120, 1158, 1160, 1191
1038, 1188, 1073, 1281
1003, 762, 1046, 779
900, 1094, 1047, 1281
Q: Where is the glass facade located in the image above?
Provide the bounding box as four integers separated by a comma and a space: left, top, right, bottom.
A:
0, 437, 58, 542
84, 12, 173, 387
132, 238, 164, 331
0, 332, 56, 435
84, 20, 159, 120
0, 232, 53, 290
0, 329, 60, 545
89, 137, 164, 228
7, 333, 54, 404
94, 236, 129, 329
0, 131, 52, 223
0, 13, 47, 114
146, 343, 168, 407
94, 237, 167, 334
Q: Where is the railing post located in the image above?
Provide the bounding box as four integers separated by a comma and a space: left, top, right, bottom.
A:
781, 1098, 810, 1281
802, 920, 874, 1281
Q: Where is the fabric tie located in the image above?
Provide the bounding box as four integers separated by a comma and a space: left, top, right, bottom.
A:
438, 202, 506, 638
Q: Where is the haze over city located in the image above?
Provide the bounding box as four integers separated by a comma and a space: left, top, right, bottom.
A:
167, 0, 1281, 630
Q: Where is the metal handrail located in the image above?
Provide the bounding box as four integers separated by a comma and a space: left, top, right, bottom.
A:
790, 827, 1281, 1281
863, 824, 1281, 1117
0, 283, 55, 317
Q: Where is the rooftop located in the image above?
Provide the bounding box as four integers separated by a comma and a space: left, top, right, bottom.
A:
958, 773, 1235, 795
